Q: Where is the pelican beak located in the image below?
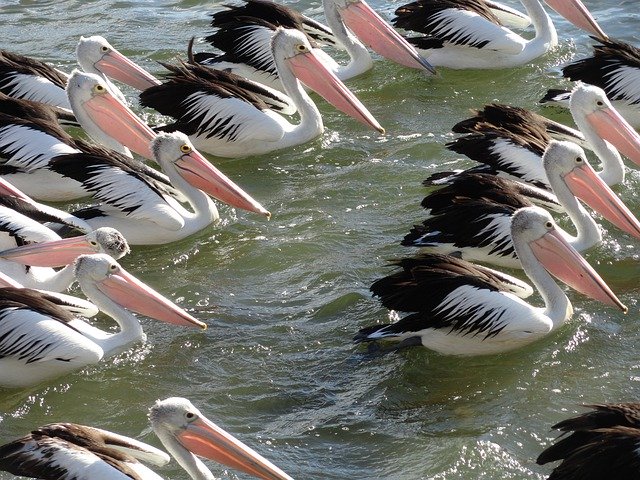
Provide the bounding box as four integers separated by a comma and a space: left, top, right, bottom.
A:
565, 161, 640, 239
544, 0, 608, 40
97, 267, 207, 329
176, 416, 294, 480
286, 51, 385, 134
176, 149, 271, 218
530, 227, 626, 312
83, 89, 157, 160
338, 0, 436, 74
0, 236, 104, 267
586, 105, 640, 167
95, 49, 161, 91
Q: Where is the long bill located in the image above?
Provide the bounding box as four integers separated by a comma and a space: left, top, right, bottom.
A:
286, 51, 385, 134
338, 0, 436, 74
0, 235, 107, 267
97, 267, 207, 329
82, 88, 157, 160
175, 148, 271, 218
544, 0, 608, 40
96, 49, 162, 91
176, 415, 294, 480
530, 228, 627, 312
564, 161, 640, 239
586, 104, 640, 167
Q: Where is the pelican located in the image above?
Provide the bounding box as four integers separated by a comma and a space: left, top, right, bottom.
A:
443, 83, 640, 189
61, 131, 269, 245
139, 28, 384, 158
541, 37, 640, 128
403, 141, 640, 269
391, 0, 606, 69
0, 36, 158, 111
195, 0, 435, 94
0, 397, 294, 480
0, 254, 206, 388
355, 206, 626, 356
537, 403, 640, 479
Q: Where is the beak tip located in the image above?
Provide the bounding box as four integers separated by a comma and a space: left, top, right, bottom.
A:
199, 322, 208, 330
264, 211, 272, 220
378, 127, 386, 135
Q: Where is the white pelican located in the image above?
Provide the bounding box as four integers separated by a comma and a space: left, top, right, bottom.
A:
139, 28, 384, 158
402, 141, 640, 269
0, 397, 294, 480
391, 0, 606, 69
537, 403, 640, 479
443, 83, 640, 189
60, 131, 269, 245
0, 254, 206, 388
195, 0, 435, 93
541, 37, 640, 128
355, 206, 626, 356
0, 36, 158, 111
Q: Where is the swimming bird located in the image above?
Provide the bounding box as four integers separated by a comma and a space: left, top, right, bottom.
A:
140, 27, 384, 158
537, 402, 640, 479
0, 397, 294, 480
0, 36, 158, 111
194, 0, 435, 93
391, 0, 606, 69
58, 131, 270, 245
355, 206, 626, 355
0, 253, 206, 388
402, 141, 640, 269
443, 83, 640, 188
541, 37, 640, 128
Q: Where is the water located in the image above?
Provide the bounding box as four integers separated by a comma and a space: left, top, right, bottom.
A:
0, 1, 639, 479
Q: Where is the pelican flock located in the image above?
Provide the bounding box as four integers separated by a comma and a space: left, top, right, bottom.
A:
0, 0, 638, 479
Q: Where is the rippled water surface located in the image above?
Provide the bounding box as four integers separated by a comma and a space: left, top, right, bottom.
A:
1, 1, 639, 479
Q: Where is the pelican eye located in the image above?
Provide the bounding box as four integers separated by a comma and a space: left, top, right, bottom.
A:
100, 46, 109, 53
596, 100, 604, 107
90, 240, 98, 246
185, 411, 196, 420
109, 264, 118, 271
576, 157, 583, 163
545, 221, 553, 229
93, 84, 106, 93
180, 144, 191, 154
295, 44, 308, 53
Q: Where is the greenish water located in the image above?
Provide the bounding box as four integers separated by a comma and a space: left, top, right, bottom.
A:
0, 1, 639, 479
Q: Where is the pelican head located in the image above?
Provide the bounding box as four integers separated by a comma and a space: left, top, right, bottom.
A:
149, 397, 294, 480
151, 131, 270, 218
0, 227, 130, 267
76, 35, 160, 91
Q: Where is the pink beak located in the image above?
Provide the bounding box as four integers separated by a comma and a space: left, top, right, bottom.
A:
287, 51, 385, 134
83, 90, 157, 160
586, 106, 640, 167
177, 416, 294, 480
95, 49, 161, 91
97, 267, 207, 329
176, 149, 270, 218
338, 0, 436, 74
544, 0, 608, 40
530, 228, 626, 311
565, 161, 640, 239
0, 236, 104, 267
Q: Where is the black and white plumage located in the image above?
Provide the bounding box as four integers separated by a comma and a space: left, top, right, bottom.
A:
355, 206, 626, 356
537, 403, 640, 480
0, 91, 78, 127
442, 83, 640, 188
391, 0, 606, 69
140, 28, 384, 158
541, 38, 640, 128
0, 398, 295, 480
0, 254, 205, 388
195, 0, 434, 94
401, 141, 640, 269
